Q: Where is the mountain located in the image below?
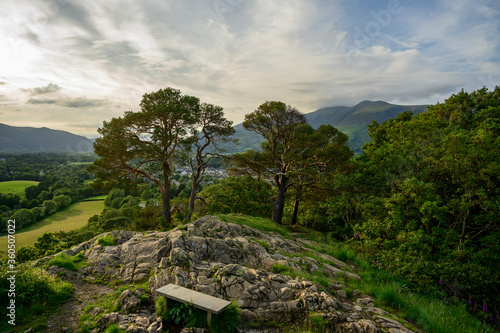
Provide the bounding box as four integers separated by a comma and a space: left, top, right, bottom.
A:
0, 123, 94, 153
224, 100, 428, 154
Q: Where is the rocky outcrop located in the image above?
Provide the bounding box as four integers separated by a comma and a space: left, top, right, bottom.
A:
45, 216, 417, 332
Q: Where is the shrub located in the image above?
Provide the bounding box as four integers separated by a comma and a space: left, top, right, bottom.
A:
0, 264, 72, 330
209, 302, 241, 333
48, 252, 86, 271
97, 234, 116, 246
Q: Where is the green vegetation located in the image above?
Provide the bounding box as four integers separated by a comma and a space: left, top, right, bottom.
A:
89, 87, 234, 227
0, 180, 39, 197
48, 252, 87, 271
79, 284, 149, 332
81, 194, 107, 201
218, 214, 291, 239
104, 324, 126, 333
0, 153, 102, 233
0, 263, 73, 331
0, 200, 104, 257
97, 234, 116, 246
155, 297, 241, 333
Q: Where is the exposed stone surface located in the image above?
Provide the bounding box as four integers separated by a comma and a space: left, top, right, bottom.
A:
41, 215, 416, 332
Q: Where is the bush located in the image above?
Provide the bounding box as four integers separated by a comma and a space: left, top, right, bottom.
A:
0, 264, 72, 330
97, 234, 116, 246
209, 302, 241, 333
48, 252, 85, 271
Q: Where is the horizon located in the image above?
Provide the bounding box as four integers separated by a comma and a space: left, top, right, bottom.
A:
1, 98, 431, 140
1, 0, 499, 138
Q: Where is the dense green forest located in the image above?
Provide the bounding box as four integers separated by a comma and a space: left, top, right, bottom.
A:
2, 86, 499, 331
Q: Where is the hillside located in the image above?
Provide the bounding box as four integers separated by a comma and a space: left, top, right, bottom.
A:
24, 215, 418, 333
0, 123, 94, 153
224, 101, 428, 153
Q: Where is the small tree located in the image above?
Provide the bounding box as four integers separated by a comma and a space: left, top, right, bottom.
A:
184, 103, 235, 222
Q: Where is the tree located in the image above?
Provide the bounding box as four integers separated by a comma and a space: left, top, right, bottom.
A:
343, 86, 500, 314
240, 101, 307, 224
184, 103, 235, 222
12, 208, 35, 228
89, 87, 200, 227
198, 176, 273, 218
42, 200, 58, 215
286, 124, 353, 225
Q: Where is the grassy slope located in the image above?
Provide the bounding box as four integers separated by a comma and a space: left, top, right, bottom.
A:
220, 214, 495, 333
0, 200, 104, 255
0, 180, 40, 197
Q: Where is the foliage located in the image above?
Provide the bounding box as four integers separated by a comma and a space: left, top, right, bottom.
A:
198, 177, 273, 218
90, 87, 201, 227
0, 263, 73, 331
209, 302, 241, 333
97, 234, 117, 246
104, 324, 126, 333
234, 101, 353, 224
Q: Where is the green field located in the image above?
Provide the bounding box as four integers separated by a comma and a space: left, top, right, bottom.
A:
0, 200, 104, 255
0, 180, 40, 197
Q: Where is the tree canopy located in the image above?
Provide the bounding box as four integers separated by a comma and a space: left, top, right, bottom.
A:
233, 101, 353, 224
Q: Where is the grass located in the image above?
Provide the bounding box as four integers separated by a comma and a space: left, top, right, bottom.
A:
0, 264, 73, 332
0, 200, 104, 257
305, 239, 497, 333
48, 252, 87, 271
217, 214, 291, 239
0, 180, 39, 197
81, 194, 107, 201
80, 283, 149, 332
97, 234, 116, 246
219, 215, 495, 333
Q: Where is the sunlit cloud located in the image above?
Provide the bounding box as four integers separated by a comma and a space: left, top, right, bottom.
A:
0, 0, 498, 137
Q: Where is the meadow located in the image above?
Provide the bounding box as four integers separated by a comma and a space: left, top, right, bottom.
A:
0, 180, 39, 197
0, 200, 104, 256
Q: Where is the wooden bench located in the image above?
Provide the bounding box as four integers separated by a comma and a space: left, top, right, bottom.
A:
155, 284, 231, 324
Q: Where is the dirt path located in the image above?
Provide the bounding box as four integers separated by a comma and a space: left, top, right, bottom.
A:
44, 273, 114, 333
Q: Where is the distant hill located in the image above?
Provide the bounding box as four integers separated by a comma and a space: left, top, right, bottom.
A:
223, 100, 428, 154
0, 123, 94, 153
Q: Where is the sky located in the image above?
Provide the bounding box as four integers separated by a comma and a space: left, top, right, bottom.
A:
0, 0, 499, 138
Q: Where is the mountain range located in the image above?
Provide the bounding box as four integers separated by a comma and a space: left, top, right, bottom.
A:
0, 100, 428, 153
226, 100, 429, 153
0, 123, 94, 153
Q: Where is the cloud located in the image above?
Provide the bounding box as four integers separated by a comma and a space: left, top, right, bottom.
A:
23, 83, 61, 95
61, 98, 108, 108
27, 98, 58, 105
0, 81, 6, 85
27, 97, 108, 108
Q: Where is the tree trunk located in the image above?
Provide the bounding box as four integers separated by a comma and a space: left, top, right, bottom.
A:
185, 167, 201, 223
161, 180, 172, 227
272, 175, 287, 224
291, 198, 300, 226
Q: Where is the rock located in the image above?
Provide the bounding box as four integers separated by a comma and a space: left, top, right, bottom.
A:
98, 312, 119, 330
119, 289, 141, 312
146, 319, 163, 333
45, 216, 418, 333
345, 319, 379, 333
